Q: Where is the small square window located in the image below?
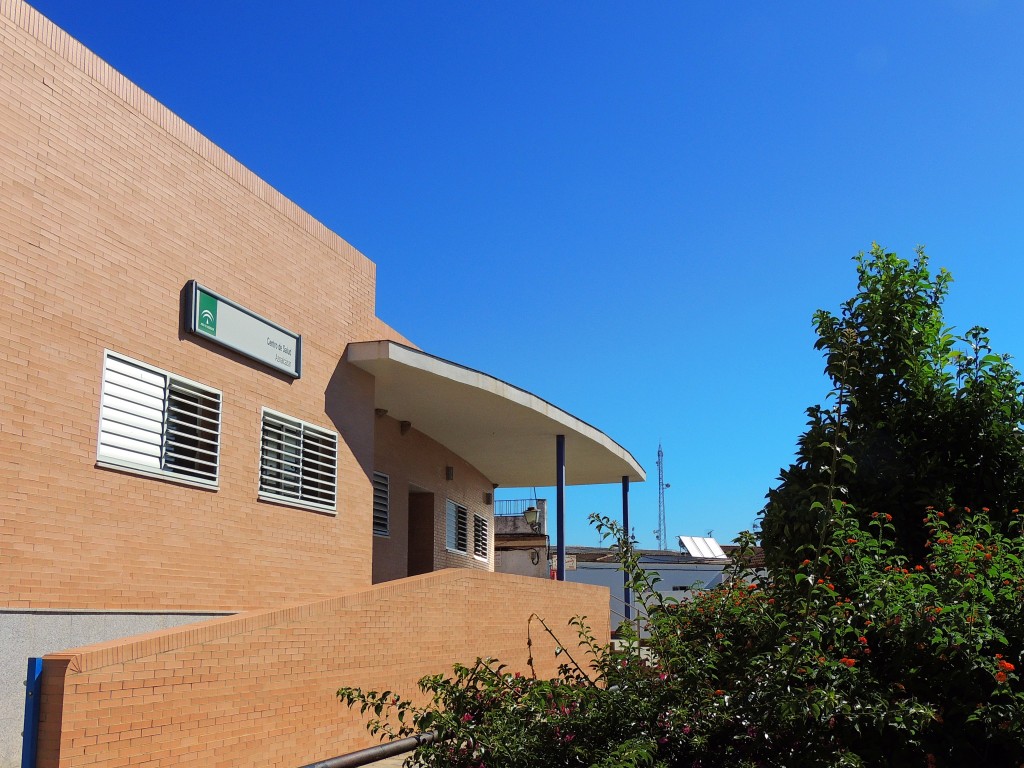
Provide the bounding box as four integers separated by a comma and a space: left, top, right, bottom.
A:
259, 408, 338, 513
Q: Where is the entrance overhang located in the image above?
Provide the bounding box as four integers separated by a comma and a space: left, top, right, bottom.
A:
346, 340, 645, 487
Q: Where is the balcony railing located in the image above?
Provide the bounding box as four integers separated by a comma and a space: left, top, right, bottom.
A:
494, 498, 543, 517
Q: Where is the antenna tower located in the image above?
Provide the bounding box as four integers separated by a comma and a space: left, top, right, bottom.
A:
655, 443, 667, 549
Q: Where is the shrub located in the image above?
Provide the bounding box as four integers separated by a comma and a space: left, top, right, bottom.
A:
339, 507, 1024, 767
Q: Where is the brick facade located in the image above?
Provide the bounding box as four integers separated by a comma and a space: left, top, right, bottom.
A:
0, 0, 405, 611
0, 1, 616, 765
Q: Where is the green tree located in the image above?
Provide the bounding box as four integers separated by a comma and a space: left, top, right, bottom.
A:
760, 244, 1024, 564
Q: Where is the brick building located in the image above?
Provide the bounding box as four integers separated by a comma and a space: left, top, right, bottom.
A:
0, 2, 644, 766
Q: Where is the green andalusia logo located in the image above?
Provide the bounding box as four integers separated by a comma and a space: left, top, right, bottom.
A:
198, 291, 218, 335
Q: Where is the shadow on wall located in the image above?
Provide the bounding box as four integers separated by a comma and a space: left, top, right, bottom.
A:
325, 355, 376, 481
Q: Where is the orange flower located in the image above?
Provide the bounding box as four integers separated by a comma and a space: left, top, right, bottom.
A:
840, 658, 856, 667
996, 671, 1008, 683
998, 659, 1015, 672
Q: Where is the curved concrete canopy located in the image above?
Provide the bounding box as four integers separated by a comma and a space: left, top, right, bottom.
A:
346, 341, 645, 487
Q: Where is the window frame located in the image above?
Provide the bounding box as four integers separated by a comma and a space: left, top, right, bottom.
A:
446, 499, 469, 554
372, 471, 390, 536
258, 407, 339, 514
96, 350, 222, 489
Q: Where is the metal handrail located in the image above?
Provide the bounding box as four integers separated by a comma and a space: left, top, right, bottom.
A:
299, 731, 438, 768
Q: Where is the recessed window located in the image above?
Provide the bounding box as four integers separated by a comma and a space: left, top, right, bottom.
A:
372, 472, 389, 536
446, 500, 468, 553
259, 408, 338, 513
97, 351, 222, 488
473, 514, 489, 560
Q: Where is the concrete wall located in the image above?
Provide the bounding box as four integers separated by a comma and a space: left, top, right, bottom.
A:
0, 0, 411, 614
565, 561, 728, 627
495, 546, 550, 579
1, 611, 228, 768
493, 513, 549, 579
33, 571, 610, 768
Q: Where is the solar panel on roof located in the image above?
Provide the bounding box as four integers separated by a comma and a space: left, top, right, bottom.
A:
678, 536, 728, 559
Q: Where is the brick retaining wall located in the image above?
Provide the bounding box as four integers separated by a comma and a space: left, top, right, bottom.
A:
36, 570, 609, 768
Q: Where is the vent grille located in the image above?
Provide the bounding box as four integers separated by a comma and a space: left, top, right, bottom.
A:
473, 514, 488, 559
372, 472, 389, 535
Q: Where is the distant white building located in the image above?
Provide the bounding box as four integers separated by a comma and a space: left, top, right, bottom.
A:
562, 542, 733, 629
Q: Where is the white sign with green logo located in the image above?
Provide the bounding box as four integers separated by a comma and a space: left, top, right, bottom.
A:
187, 281, 301, 378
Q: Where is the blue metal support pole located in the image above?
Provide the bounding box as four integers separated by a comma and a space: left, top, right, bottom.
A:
622, 475, 631, 621
22, 657, 43, 768
556, 434, 566, 581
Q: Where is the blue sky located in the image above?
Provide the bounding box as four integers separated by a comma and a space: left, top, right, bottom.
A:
28, 0, 1024, 548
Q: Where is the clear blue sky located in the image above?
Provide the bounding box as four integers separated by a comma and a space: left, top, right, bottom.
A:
27, 0, 1024, 549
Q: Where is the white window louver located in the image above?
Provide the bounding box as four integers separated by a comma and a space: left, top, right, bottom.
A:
259, 409, 338, 513
372, 472, 389, 536
98, 352, 222, 487
473, 514, 488, 560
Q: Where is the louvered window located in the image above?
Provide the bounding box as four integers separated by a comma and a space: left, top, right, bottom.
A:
446, 500, 468, 553
259, 408, 338, 513
372, 472, 389, 536
97, 351, 221, 487
473, 514, 489, 560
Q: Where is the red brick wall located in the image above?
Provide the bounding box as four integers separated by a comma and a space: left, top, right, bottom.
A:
36, 570, 610, 768
0, 0, 411, 611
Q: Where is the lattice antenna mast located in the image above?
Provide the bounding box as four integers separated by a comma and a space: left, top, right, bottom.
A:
655, 443, 667, 549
